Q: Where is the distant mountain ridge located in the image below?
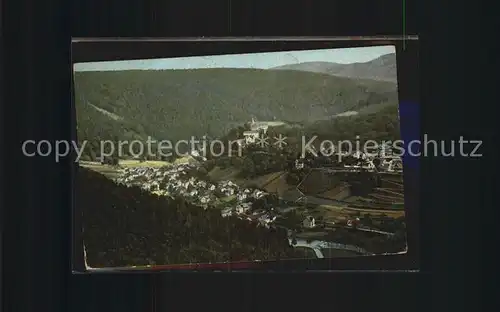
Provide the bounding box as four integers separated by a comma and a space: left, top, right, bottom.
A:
270, 53, 397, 83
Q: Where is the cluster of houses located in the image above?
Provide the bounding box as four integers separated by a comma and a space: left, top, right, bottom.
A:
295, 142, 404, 173
220, 204, 279, 229
112, 162, 400, 252
342, 153, 403, 172
234, 119, 403, 174
114, 163, 282, 227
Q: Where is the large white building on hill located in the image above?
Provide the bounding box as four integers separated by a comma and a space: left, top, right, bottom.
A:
243, 130, 260, 144
249, 117, 269, 134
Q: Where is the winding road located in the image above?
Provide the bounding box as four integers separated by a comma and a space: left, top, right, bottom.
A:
289, 238, 372, 258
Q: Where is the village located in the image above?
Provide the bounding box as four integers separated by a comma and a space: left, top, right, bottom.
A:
111, 157, 404, 252
234, 118, 404, 173
115, 162, 286, 229
112, 158, 406, 257
87, 118, 407, 257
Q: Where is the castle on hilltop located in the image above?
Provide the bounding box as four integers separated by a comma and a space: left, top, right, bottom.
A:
240, 117, 268, 145
249, 117, 269, 133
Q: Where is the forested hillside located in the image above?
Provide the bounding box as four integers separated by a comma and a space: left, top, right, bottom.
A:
77, 166, 302, 267
259, 103, 401, 154
73, 68, 398, 159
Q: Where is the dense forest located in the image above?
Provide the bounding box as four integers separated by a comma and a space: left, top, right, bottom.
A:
284, 102, 401, 146
73, 68, 398, 160
76, 166, 304, 267
205, 103, 401, 179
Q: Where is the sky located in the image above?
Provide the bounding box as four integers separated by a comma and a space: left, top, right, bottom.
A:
74, 45, 395, 72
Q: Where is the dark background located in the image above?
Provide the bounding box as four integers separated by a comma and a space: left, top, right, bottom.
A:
2, 0, 487, 311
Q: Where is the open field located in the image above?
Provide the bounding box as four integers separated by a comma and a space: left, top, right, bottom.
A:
261, 172, 293, 195
246, 171, 286, 189
207, 167, 284, 187
79, 162, 121, 179
220, 195, 236, 203
79, 160, 171, 179
208, 166, 241, 182
309, 205, 346, 222
121, 160, 171, 167
308, 204, 405, 222
80, 160, 171, 168
342, 207, 405, 218
173, 156, 196, 165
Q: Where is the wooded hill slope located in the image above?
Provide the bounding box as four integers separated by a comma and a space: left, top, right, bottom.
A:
77, 166, 301, 267
73, 68, 398, 159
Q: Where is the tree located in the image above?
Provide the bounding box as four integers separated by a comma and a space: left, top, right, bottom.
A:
231, 156, 244, 168
197, 167, 208, 177
110, 135, 120, 166
362, 213, 373, 226
252, 198, 267, 211
246, 182, 260, 190
291, 230, 297, 246
241, 158, 256, 177
255, 156, 271, 175
110, 157, 119, 166
267, 193, 280, 206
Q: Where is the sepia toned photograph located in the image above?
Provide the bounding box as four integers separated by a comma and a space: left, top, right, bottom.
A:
73, 45, 407, 269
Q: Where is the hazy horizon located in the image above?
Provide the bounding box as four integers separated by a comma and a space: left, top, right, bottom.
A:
74, 45, 395, 72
